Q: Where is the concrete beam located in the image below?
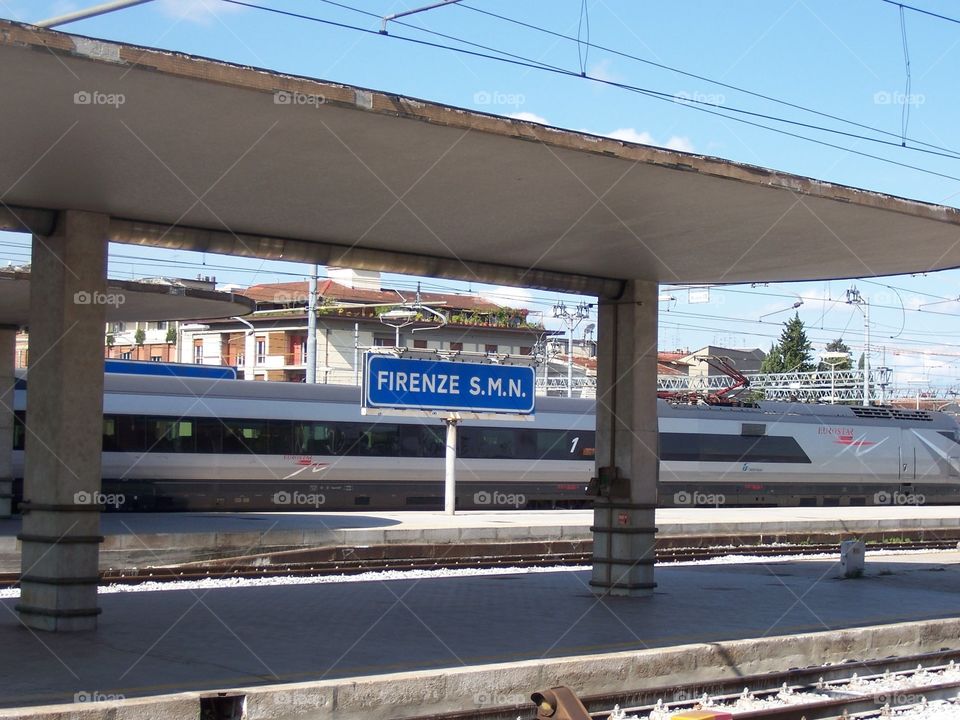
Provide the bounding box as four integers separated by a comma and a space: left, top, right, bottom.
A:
590, 280, 659, 596
0, 208, 625, 296
0, 205, 56, 236
108, 218, 625, 298
17, 211, 108, 631
0, 326, 15, 518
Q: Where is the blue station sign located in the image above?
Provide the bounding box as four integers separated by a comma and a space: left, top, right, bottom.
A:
364, 354, 536, 415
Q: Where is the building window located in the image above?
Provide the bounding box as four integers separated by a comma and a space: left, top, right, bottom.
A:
290, 334, 306, 365
120, 351, 132, 360
450, 342, 463, 352
255, 337, 267, 364
153, 321, 167, 330
193, 339, 203, 364
110, 321, 126, 333
236, 352, 245, 367
485, 344, 498, 354
413, 339, 427, 349
151, 355, 162, 362
374, 336, 394, 347
520, 346, 532, 356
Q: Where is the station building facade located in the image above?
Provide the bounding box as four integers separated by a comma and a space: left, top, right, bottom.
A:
13, 269, 555, 384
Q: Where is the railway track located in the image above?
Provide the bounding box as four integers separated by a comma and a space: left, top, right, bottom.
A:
417, 648, 960, 720
0, 538, 954, 588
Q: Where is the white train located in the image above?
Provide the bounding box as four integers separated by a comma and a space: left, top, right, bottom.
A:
10, 373, 960, 510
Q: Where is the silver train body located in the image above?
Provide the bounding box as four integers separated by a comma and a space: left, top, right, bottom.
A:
10, 374, 960, 510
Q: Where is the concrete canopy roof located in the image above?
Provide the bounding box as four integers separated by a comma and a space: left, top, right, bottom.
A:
1, 20, 960, 296
0, 271, 254, 325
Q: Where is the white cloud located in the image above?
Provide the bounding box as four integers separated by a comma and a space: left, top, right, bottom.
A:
588, 59, 620, 84
606, 128, 694, 153
481, 285, 535, 309
508, 111, 549, 125
607, 128, 655, 145
663, 135, 695, 152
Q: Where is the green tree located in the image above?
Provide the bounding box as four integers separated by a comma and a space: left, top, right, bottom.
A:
817, 338, 852, 371
760, 342, 784, 374
165, 326, 177, 345
134, 327, 146, 346
760, 313, 814, 373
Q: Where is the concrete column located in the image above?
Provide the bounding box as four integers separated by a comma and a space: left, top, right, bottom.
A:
0, 326, 16, 518
590, 280, 658, 597
18, 211, 108, 631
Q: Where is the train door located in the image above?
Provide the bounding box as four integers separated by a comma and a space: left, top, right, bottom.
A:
896, 428, 930, 505
897, 429, 915, 483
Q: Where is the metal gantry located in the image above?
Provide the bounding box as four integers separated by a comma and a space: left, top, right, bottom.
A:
552, 301, 592, 398
535, 367, 895, 402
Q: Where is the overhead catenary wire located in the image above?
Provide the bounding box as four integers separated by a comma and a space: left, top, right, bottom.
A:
455, 1, 960, 160
899, 4, 913, 146
220, 0, 960, 183
576, 0, 589, 76
878, 0, 960, 27
3, 232, 953, 372
0, 233, 952, 329
1, 234, 955, 332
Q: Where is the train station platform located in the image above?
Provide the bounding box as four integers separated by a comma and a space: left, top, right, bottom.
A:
2, 549, 960, 718
3, 506, 960, 571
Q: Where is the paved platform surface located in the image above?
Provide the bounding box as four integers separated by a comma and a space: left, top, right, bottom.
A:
5, 505, 960, 538
2, 507, 960, 571
2, 549, 960, 709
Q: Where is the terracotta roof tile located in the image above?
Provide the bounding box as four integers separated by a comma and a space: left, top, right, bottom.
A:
241, 280, 504, 311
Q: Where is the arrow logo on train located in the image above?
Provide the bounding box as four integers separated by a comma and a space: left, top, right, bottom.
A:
831, 434, 886, 458
833, 434, 876, 448
283, 462, 330, 480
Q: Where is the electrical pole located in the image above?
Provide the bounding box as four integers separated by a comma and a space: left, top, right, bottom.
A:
353, 322, 360, 385
306, 264, 318, 383
552, 300, 591, 398
846, 287, 870, 406
444, 417, 458, 515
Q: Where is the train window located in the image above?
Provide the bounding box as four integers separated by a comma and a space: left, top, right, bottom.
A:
145, 418, 195, 453
359, 424, 401, 456
195, 417, 223, 453
267, 420, 293, 455
333, 423, 365, 456
534, 430, 569, 460
661, 432, 810, 464
293, 421, 339, 455
104, 414, 146, 452
459, 427, 515, 459
741, 423, 766, 437
741, 436, 810, 463
103, 416, 117, 451
455, 427, 597, 460
399, 424, 444, 458
223, 419, 270, 454
938, 430, 960, 445
13, 411, 25, 451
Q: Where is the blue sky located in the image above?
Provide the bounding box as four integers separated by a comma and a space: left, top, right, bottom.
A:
4, 0, 960, 389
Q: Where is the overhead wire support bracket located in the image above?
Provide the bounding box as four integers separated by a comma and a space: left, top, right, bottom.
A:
36, 0, 155, 28
380, 0, 462, 34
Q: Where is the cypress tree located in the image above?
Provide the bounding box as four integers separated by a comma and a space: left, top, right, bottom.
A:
761, 313, 814, 373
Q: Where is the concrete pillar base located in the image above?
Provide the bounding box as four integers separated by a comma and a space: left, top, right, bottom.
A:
17, 211, 108, 631
590, 281, 659, 597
